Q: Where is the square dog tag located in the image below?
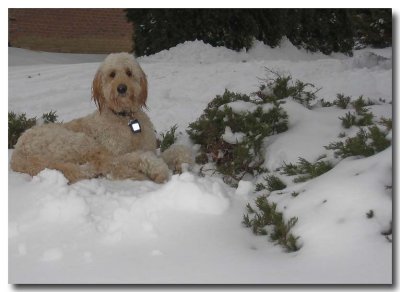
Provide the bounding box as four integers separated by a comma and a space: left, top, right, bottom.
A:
128, 119, 141, 134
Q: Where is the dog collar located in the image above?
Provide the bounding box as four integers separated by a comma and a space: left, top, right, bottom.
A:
109, 109, 141, 134
111, 109, 133, 117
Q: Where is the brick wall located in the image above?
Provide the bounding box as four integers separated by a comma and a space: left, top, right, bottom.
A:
9, 8, 134, 53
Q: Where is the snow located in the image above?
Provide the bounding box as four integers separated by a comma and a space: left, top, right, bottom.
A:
264, 100, 345, 170
235, 180, 254, 200
220, 100, 258, 114
350, 51, 392, 69
41, 248, 64, 262
222, 126, 246, 144
8, 47, 107, 66
8, 40, 392, 284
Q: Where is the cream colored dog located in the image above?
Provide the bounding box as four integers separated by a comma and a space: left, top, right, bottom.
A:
11, 53, 193, 183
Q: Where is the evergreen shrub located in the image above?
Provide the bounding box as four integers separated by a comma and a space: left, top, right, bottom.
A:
160, 124, 178, 152
186, 69, 322, 184
379, 117, 392, 131
8, 111, 58, 149
255, 69, 320, 108
338, 96, 375, 128
325, 125, 391, 158
187, 89, 288, 185
264, 175, 287, 191
334, 93, 351, 109
282, 157, 333, 183
242, 195, 300, 252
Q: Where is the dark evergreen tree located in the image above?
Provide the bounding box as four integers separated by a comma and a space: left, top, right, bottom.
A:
285, 9, 354, 55
251, 9, 288, 47
351, 9, 392, 48
125, 8, 391, 57
195, 9, 258, 51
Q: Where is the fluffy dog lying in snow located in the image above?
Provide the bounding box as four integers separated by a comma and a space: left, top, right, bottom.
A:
11, 53, 193, 183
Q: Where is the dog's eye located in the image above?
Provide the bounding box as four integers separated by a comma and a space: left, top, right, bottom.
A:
109, 71, 116, 78
126, 70, 132, 77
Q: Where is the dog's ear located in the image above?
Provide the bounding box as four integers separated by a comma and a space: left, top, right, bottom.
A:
92, 70, 105, 112
138, 74, 148, 108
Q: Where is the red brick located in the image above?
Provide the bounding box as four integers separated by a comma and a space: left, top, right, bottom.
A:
9, 8, 134, 53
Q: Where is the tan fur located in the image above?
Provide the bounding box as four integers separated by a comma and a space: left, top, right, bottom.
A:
10, 52, 193, 184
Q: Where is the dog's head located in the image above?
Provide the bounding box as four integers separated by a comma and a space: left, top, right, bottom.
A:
92, 53, 148, 114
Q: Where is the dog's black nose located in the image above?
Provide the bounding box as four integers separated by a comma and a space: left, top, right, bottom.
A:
117, 84, 127, 94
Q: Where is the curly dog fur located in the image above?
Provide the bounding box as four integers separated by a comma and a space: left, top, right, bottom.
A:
11, 53, 193, 183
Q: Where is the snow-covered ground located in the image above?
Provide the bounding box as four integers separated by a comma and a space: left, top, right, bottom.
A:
8, 40, 392, 284
8, 47, 107, 66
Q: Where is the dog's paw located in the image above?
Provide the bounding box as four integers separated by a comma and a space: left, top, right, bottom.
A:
140, 152, 170, 183
149, 169, 169, 184
161, 145, 194, 174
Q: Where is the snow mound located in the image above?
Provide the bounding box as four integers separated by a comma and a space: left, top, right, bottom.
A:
270, 147, 392, 257
350, 51, 392, 69
11, 169, 231, 243
235, 180, 254, 199
141, 38, 336, 64
31, 169, 90, 223
140, 40, 244, 64
263, 100, 343, 170
247, 37, 332, 61
143, 172, 230, 215
92, 173, 231, 242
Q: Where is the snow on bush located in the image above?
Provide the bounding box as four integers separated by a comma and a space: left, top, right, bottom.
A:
221, 126, 246, 144
187, 71, 321, 185
187, 89, 288, 185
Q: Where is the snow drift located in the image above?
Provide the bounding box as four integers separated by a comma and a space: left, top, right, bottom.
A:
8, 40, 392, 284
